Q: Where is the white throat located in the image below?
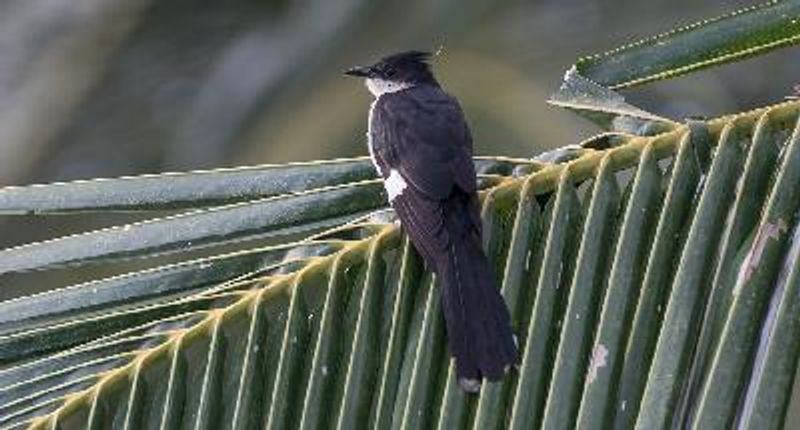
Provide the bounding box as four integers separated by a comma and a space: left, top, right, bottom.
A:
366, 78, 412, 97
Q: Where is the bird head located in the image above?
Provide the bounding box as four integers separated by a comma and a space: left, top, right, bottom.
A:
345, 50, 437, 96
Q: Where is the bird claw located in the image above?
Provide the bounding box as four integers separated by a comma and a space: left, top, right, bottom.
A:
458, 377, 482, 393
787, 84, 800, 100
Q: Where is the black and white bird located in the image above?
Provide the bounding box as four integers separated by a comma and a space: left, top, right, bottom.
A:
345, 51, 518, 392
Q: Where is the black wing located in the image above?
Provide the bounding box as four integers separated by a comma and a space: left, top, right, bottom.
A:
370, 85, 477, 200
369, 86, 518, 382
368, 85, 481, 266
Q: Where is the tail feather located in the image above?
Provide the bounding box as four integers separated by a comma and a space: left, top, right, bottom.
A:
390, 186, 518, 386
436, 201, 518, 381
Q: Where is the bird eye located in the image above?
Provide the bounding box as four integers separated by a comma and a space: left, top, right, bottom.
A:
385, 68, 396, 77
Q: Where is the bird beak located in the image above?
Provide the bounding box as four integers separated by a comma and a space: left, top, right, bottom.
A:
344, 65, 373, 77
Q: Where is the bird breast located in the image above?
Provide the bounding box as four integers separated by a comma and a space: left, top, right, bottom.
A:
366, 99, 381, 174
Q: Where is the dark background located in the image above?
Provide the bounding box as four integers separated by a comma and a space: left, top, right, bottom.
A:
0, 0, 798, 299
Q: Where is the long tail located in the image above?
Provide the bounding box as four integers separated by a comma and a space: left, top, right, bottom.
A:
435, 195, 518, 387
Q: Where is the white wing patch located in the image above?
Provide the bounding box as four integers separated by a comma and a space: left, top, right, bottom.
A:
384, 169, 407, 202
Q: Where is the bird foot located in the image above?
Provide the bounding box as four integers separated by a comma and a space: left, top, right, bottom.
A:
458, 377, 482, 393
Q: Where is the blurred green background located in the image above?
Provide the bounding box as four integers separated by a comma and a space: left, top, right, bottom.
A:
1, 0, 798, 299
